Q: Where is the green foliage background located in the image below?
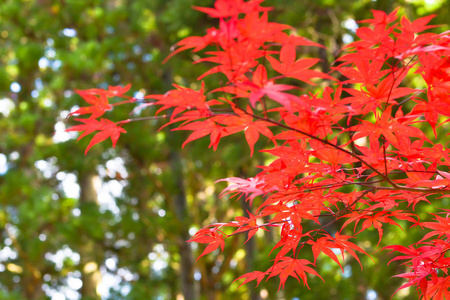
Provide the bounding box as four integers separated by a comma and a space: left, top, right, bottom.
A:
0, 0, 448, 299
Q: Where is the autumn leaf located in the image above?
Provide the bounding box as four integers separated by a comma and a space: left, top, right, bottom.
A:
268, 257, 323, 290
69, 84, 132, 119
215, 105, 274, 156
308, 236, 344, 271
233, 271, 268, 288
66, 118, 128, 154
267, 43, 334, 84
188, 227, 225, 260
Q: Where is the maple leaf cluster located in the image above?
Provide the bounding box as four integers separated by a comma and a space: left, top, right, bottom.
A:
65, 85, 133, 154
66, 0, 450, 298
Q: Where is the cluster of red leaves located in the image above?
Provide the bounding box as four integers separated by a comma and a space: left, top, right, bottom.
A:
65, 84, 133, 154
66, 0, 450, 298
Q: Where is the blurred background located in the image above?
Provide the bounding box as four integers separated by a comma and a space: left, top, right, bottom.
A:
0, 0, 448, 299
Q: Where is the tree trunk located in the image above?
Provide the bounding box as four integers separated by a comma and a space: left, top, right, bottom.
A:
78, 172, 101, 300
169, 151, 196, 300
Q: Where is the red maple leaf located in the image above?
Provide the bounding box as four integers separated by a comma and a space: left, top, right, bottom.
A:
188, 227, 225, 260
233, 271, 268, 288
66, 118, 128, 154
240, 65, 298, 109
69, 84, 131, 119
350, 106, 429, 149
215, 105, 274, 156
308, 235, 344, 271
267, 43, 334, 84
268, 257, 323, 290
426, 277, 450, 300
